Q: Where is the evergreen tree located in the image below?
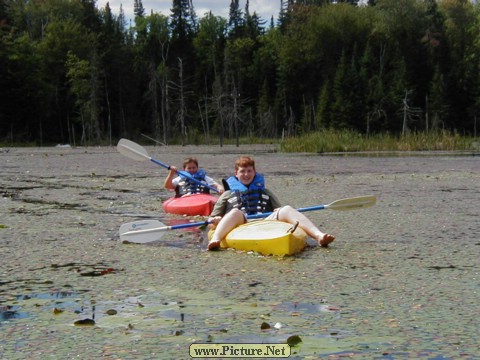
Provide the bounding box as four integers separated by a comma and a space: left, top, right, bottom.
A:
169, 0, 197, 140
3, 0, 480, 143
134, 0, 145, 18
330, 50, 351, 129
228, 0, 244, 38
438, 0, 477, 132
315, 81, 330, 130
170, 0, 196, 58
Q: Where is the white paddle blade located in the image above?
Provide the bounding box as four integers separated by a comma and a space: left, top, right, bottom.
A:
326, 195, 376, 211
119, 220, 168, 243
117, 138, 150, 162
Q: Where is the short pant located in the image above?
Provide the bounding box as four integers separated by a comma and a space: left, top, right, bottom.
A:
245, 207, 281, 222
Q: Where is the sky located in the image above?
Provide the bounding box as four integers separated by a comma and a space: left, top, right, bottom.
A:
96, 0, 281, 24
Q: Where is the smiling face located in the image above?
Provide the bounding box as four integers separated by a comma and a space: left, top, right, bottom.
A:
235, 165, 256, 186
184, 161, 199, 175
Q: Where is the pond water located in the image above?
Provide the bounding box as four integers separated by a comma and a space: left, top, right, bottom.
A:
0, 145, 479, 359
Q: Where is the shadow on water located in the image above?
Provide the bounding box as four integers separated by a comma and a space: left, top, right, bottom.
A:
119, 217, 208, 249
145, 231, 207, 250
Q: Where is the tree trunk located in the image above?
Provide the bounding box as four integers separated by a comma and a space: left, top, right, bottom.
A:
178, 58, 187, 146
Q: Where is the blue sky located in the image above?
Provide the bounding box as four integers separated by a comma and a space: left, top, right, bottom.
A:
97, 0, 281, 24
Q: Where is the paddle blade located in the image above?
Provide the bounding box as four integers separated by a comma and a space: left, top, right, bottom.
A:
325, 195, 376, 211
117, 138, 150, 162
119, 220, 168, 243
119, 219, 211, 244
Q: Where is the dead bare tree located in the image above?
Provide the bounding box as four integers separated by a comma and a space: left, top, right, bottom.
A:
401, 90, 422, 136
148, 61, 161, 143
231, 84, 240, 147
177, 58, 186, 145
158, 38, 170, 145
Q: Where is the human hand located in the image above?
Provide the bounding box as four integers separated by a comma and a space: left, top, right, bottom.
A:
208, 216, 222, 225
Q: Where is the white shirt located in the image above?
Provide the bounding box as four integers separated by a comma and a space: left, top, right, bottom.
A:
171, 175, 217, 187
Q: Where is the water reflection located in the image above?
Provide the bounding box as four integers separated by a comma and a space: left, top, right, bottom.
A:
16, 291, 78, 301
0, 305, 26, 322
274, 301, 340, 314
1, 291, 86, 323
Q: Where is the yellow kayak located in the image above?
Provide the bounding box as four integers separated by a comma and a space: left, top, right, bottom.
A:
209, 220, 307, 256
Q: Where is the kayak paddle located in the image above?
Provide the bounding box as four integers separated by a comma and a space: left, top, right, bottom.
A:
119, 195, 376, 243
247, 195, 377, 219
119, 219, 210, 243
116, 138, 219, 193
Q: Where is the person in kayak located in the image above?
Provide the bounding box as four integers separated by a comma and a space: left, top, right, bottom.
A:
164, 157, 224, 197
207, 156, 335, 250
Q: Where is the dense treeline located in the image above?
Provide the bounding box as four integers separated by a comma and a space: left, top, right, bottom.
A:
1, 0, 479, 146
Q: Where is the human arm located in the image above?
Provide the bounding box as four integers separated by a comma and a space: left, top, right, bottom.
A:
163, 166, 178, 190
213, 183, 225, 194
204, 175, 225, 194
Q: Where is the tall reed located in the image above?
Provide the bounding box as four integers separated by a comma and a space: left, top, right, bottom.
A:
279, 129, 477, 153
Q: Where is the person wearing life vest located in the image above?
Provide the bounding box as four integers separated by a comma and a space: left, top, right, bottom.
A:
207, 156, 335, 250
164, 157, 224, 197
224, 172, 274, 215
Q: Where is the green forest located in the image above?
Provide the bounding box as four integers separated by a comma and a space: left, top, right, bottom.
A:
1, 0, 479, 146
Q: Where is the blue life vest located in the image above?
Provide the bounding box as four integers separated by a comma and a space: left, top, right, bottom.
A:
225, 173, 273, 214
175, 169, 211, 196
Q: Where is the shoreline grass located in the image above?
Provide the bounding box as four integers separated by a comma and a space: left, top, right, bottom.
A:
279, 129, 478, 153
2, 130, 478, 153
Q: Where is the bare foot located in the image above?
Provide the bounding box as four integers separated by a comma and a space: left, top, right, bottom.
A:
207, 239, 221, 251
318, 233, 335, 247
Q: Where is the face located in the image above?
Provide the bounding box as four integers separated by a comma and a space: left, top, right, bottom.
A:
235, 165, 256, 185
184, 161, 198, 174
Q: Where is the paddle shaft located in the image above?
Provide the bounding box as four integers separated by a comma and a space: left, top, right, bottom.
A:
122, 220, 211, 236
120, 196, 376, 238
246, 205, 325, 219
150, 157, 171, 171
247, 205, 326, 220
247, 196, 376, 219
152, 158, 219, 193
117, 138, 219, 193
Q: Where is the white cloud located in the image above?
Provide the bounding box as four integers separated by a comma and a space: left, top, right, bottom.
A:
98, 0, 280, 24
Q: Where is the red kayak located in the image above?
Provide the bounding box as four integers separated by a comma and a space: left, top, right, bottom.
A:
162, 193, 218, 216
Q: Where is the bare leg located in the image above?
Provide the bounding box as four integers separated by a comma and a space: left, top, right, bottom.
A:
208, 209, 246, 250
276, 205, 335, 247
